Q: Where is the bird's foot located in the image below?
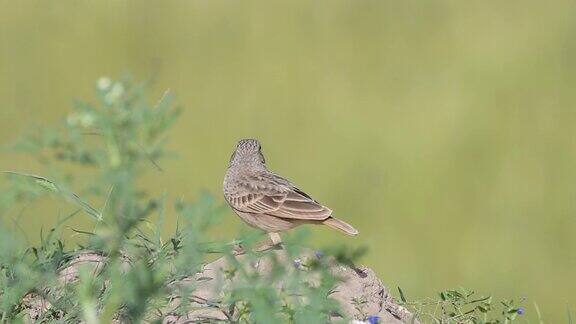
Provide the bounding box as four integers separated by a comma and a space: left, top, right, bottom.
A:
253, 233, 283, 252
253, 241, 283, 252
231, 233, 283, 255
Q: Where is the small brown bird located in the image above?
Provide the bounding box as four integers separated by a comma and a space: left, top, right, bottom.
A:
223, 139, 358, 246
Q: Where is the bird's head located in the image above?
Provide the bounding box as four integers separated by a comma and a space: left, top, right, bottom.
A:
229, 138, 266, 168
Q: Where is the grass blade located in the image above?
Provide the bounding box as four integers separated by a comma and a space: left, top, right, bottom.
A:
2, 171, 102, 221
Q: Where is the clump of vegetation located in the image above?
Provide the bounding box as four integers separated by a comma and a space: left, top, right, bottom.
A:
397, 287, 527, 324
0, 77, 528, 323
0, 77, 352, 323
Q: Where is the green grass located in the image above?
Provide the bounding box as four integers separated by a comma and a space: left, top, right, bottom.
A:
398, 287, 527, 324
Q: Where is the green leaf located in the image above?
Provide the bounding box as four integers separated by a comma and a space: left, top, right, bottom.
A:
398, 286, 408, 303
2, 171, 102, 221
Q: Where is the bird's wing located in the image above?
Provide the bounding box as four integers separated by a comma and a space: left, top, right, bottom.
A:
228, 172, 332, 221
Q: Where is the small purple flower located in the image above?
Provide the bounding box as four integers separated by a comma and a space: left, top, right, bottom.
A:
367, 315, 380, 324
293, 258, 302, 269
314, 250, 324, 259
517, 307, 525, 315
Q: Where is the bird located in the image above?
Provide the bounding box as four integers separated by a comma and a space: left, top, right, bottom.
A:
223, 139, 358, 248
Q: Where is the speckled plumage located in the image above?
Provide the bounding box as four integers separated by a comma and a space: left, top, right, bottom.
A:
223, 139, 358, 236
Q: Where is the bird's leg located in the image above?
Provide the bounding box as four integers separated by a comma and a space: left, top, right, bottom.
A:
232, 233, 284, 255
253, 232, 283, 252
269, 232, 282, 246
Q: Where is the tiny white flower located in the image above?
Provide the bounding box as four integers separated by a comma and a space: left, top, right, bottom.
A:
79, 113, 95, 128
104, 82, 125, 105
96, 77, 112, 91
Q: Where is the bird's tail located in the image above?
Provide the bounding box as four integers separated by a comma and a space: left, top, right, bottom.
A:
323, 217, 359, 236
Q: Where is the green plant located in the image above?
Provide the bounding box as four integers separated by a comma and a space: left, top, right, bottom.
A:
0, 77, 361, 323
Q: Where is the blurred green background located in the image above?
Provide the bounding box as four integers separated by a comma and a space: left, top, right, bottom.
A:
1, 0, 575, 322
